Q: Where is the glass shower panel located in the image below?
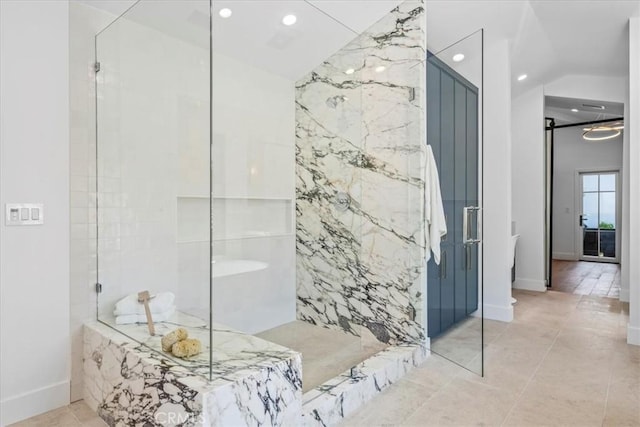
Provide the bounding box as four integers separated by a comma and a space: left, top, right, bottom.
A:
210, 0, 367, 394
426, 29, 484, 375
95, 0, 212, 372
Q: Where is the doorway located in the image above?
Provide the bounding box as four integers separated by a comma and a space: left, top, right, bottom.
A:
578, 171, 620, 263
543, 96, 624, 289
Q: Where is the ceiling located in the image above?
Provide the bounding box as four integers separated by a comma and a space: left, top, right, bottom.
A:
78, 0, 403, 81
545, 96, 625, 125
425, 0, 640, 97
79, 0, 640, 88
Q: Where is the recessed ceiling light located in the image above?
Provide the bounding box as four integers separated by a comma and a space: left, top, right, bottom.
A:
218, 8, 232, 18
571, 108, 578, 112
375, 65, 386, 73
452, 53, 465, 62
517, 74, 527, 81
282, 14, 297, 26
345, 68, 355, 75
582, 103, 605, 110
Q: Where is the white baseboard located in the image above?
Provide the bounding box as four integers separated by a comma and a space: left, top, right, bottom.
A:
552, 252, 577, 261
628, 324, 640, 346
0, 380, 70, 426
483, 303, 513, 322
513, 278, 547, 292
619, 288, 630, 302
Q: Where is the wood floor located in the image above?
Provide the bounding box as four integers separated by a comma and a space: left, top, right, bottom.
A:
551, 260, 621, 297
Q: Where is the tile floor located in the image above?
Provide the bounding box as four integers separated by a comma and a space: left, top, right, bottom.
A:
341, 289, 639, 426
10, 401, 107, 427
551, 260, 621, 297
13, 290, 639, 427
256, 320, 388, 393
429, 316, 507, 375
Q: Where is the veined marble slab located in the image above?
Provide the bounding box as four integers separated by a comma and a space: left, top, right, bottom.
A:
296, 0, 427, 345
84, 317, 302, 426
301, 343, 428, 426
85, 317, 424, 427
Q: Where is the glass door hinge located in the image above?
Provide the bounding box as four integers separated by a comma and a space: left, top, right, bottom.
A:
95, 282, 103, 293
94, 62, 101, 73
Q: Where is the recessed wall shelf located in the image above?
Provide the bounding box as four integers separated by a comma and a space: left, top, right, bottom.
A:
176, 196, 293, 243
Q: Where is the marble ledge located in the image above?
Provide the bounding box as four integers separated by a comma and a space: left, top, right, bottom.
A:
301, 343, 427, 427
84, 320, 302, 426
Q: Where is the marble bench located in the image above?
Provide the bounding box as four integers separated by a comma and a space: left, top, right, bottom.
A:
84, 317, 426, 426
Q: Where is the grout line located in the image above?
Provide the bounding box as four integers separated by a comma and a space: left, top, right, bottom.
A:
398, 353, 475, 423
601, 361, 615, 427
498, 318, 563, 426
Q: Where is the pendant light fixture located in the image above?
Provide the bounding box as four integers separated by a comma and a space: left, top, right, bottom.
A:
582, 122, 624, 141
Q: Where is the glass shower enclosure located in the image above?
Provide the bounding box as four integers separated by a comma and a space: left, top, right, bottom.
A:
94, 0, 436, 394
95, 0, 214, 376
94, 0, 477, 402
425, 29, 484, 375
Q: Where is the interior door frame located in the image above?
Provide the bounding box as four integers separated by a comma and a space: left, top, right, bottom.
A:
574, 167, 621, 263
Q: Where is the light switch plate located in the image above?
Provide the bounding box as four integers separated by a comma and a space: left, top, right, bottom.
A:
5, 203, 44, 226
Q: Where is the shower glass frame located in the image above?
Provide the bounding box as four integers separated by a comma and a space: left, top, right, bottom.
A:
95, 0, 215, 379
425, 29, 485, 376
94, 0, 429, 391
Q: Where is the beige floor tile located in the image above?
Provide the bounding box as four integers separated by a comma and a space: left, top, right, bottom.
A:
79, 418, 108, 427
490, 322, 559, 350
563, 309, 624, 335
344, 379, 432, 426
459, 347, 541, 393
606, 377, 640, 415
503, 379, 607, 427
10, 408, 82, 427
69, 401, 100, 423
402, 354, 464, 390
403, 377, 517, 426
603, 382, 640, 427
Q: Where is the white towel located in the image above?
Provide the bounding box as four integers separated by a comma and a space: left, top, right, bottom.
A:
113, 292, 175, 316
425, 145, 447, 264
115, 306, 176, 325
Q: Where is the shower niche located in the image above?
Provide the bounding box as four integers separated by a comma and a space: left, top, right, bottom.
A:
85, 0, 429, 425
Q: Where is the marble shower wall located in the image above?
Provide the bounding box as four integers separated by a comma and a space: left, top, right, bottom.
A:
296, 1, 427, 345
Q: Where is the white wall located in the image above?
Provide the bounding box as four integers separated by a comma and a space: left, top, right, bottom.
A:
0, 1, 70, 424
68, 1, 116, 402
511, 85, 546, 291
552, 127, 623, 260
621, 72, 631, 302
628, 16, 640, 345
545, 74, 626, 104
483, 37, 514, 322
210, 51, 296, 334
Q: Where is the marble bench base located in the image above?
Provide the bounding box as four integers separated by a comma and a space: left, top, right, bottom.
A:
84, 321, 302, 426
84, 321, 425, 426
302, 344, 427, 426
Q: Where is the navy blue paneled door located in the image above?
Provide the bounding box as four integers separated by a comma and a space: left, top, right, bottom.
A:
426, 53, 479, 339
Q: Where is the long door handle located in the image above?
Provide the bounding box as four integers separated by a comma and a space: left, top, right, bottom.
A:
440, 250, 447, 279
463, 206, 481, 244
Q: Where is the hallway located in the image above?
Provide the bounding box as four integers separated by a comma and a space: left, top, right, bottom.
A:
552, 260, 621, 297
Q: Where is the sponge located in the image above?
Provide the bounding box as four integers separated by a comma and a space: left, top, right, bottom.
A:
171, 338, 202, 358
161, 328, 188, 352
